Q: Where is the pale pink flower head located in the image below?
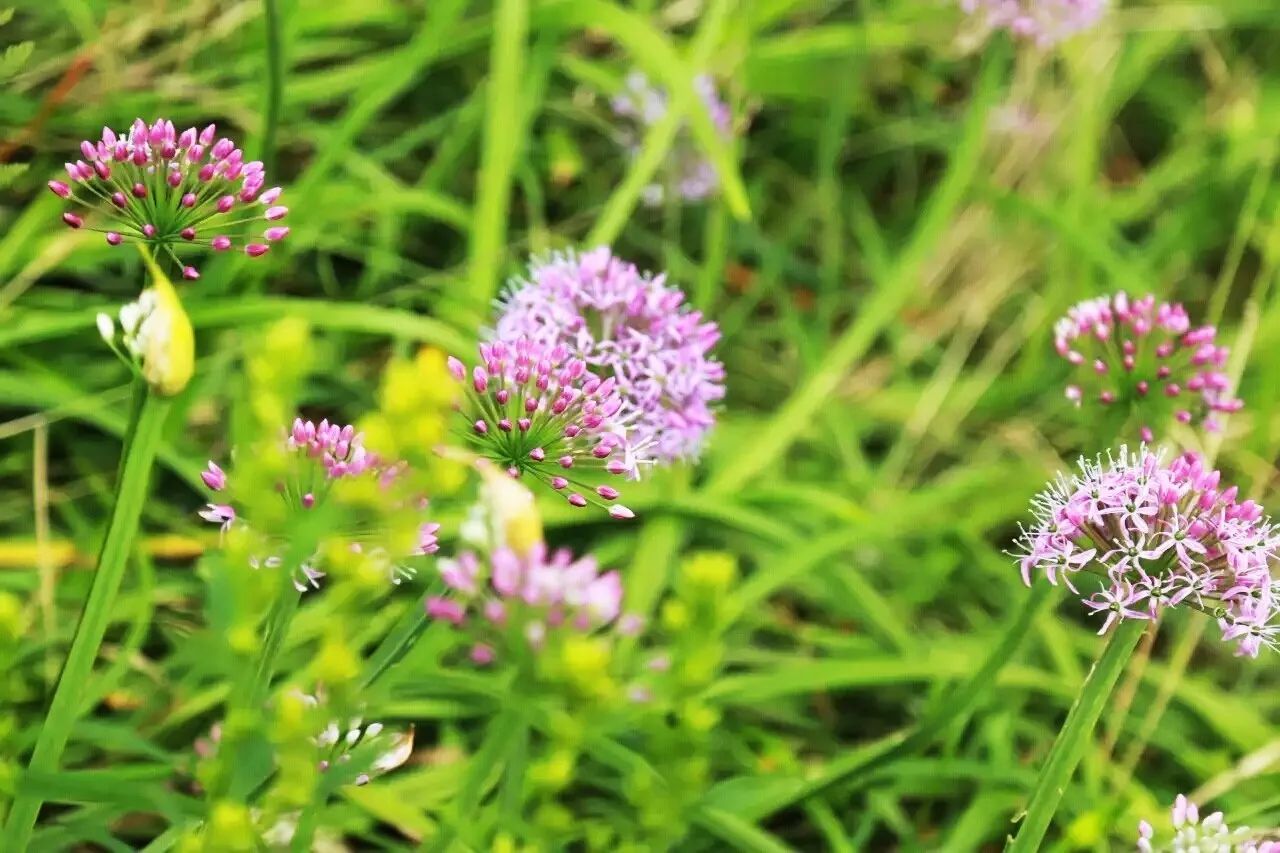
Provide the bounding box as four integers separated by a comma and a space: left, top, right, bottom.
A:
1012, 445, 1280, 656
51, 118, 288, 276
493, 248, 724, 463
198, 417, 438, 591
1053, 292, 1243, 439
1137, 793, 1277, 852
424, 543, 635, 664
960, 0, 1107, 48
611, 71, 732, 205
448, 336, 639, 518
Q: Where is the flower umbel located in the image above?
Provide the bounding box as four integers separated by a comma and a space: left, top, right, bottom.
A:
1137, 794, 1277, 852
611, 72, 732, 206
448, 337, 638, 518
200, 418, 439, 590
1012, 446, 1280, 656
425, 543, 630, 665
494, 247, 725, 462
1054, 292, 1242, 440
959, 0, 1107, 48
51, 118, 288, 277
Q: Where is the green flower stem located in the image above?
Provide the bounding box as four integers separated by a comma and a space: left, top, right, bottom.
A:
1006, 617, 1147, 852
3, 386, 171, 850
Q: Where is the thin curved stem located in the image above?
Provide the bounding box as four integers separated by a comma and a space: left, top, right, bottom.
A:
3, 386, 171, 850
261, 0, 285, 177
1007, 618, 1147, 852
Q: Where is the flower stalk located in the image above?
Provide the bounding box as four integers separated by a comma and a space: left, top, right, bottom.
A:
1006, 616, 1146, 852
2, 384, 171, 850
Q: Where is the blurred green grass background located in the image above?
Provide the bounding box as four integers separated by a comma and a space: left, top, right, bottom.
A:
3, 0, 1280, 849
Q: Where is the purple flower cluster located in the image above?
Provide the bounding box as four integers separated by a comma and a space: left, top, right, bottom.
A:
1013, 446, 1280, 656
200, 418, 439, 590
1055, 293, 1242, 440
959, 0, 1107, 47
1138, 794, 1276, 852
49, 118, 288, 278
448, 337, 638, 518
611, 72, 732, 206
494, 248, 724, 463
425, 544, 633, 664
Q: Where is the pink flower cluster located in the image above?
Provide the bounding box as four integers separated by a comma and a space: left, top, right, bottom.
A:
1013, 446, 1280, 656
1054, 293, 1242, 440
425, 544, 633, 664
494, 248, 724, 462
49, 118, 288, 277
1138, 794, 1276, 852
200, 418, 439, 590
448, 337, 638, 518
611, 72, 732, 205
960, 0, 1107, 48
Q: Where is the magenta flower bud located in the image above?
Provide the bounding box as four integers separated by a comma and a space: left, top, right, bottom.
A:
62, 212, 83, 229
111, 192, 127, 208
264, 226, 290, 241
608, 505, 635, 519
211, 236, 232, 251
550, 476, 568, 490
259, 186, 282, 204
596, 486, 619, 500
447, 356, 465, 381
201, 462, 226, 491
181, 192, 197, 207
131, 182, 147, 198
212, 138, 234, 159
470, 644, 495, 665
178, 128, 197, 148
94, 161, 111, 179
425, 597, 466, 626
558, 455, 574, 468
142, 224, 156, 238
102, 126, 117, 146
199, 123, 216, 145
80, 140, 97, 160
105, 232, 122, 246
567, 493, 588, 507
198, 163, 216, 181
264, 205, 288, 221
606, 460, 627, 475
166, 170, 182, 188
529, 447, 545, 462
216, 195, 235, 213
178, 228, 195, 241
47, 180, 70, 198
244, 243, 269, 257
473, 420, 488, 435
161, 141, 177, 159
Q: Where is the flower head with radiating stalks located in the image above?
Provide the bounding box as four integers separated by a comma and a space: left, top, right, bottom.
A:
959, 0, 1107, 48
1012, 445, 1280, 657
447, 337, 639, 518
200, 418, 440, 591
494, 248, 725, 462
1137, 794, 1277, 852
611, 72, 732, 206
49, 118, 288, 278
1055, 292, 1243, 440
425, 543, 636, 666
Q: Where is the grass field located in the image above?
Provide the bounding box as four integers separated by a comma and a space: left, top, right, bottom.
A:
3, 0, 1280, 850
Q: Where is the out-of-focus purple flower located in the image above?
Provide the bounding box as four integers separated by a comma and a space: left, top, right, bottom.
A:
493, 248, 724, 463
424, 544, 632, 664
199, 418, 438, 590
448, 337, 638, 518
611, 72, 732, 206
960, 0, 1107, 48
51, 118, 288, 275
1012, 445, 1280, 656
1054, 292, 1242, 439
1137, 793, 1277, 852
